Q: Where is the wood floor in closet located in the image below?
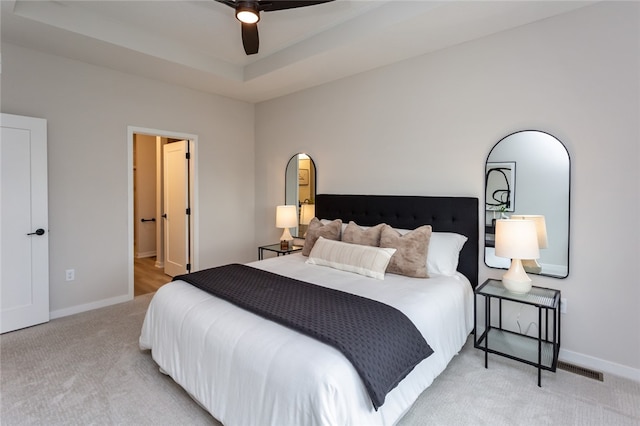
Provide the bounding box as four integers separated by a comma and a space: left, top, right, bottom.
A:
134, 257, 172, 296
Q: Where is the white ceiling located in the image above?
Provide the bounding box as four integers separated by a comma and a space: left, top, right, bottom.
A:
1, 0, 596, 103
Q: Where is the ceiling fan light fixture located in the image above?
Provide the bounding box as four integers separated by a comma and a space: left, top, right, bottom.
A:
236, 3, 260, 24
215, 0, 335, 55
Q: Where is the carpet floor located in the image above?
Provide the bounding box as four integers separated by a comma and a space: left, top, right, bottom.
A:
1, 293, 639, 425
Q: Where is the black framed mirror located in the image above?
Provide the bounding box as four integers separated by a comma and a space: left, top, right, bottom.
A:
485, 130, 570, 278
285, 153, 316, 237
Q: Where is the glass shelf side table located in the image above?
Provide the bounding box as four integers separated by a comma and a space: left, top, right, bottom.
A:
474, 278, 561, 387
258, 243, 303, 260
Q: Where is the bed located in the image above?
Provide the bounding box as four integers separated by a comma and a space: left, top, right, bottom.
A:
140, 194, 479, 425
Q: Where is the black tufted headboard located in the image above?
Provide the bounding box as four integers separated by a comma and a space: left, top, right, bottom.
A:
315, 194, 479, 288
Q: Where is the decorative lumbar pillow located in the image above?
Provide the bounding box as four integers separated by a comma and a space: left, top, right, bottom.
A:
427, 232, 468, 276
306, 237, 396, 280
302, 218, 342, 256
342, 221, 385, 247
380, 224, 432, 278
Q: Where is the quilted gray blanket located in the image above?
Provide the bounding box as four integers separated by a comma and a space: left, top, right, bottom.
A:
174, 263, 433, 409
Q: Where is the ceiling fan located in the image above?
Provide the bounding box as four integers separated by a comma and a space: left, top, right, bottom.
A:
215, 0, 334, 55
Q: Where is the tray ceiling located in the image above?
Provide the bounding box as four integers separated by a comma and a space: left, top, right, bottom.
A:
1, 0, 595, 102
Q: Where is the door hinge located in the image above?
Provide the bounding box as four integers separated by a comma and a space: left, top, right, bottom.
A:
186, 208, 191, 215
186, 263, 191, 272
186, 152, 191, 160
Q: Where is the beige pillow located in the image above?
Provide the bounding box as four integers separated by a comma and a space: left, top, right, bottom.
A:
302, 218, 342, 256
306, 237, 396, 280
380, 224, 432, 278
342, 221, 385, 247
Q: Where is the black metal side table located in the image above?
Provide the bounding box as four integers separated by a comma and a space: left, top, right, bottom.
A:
258, 243, 303, 260
474, 278, 561, 386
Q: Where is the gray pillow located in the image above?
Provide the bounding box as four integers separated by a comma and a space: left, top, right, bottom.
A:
342, 221, 385, 247
380, 224, 432, 278
302, 218, 342, 256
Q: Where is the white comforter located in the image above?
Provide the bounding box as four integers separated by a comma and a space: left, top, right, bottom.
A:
139, 254, 474, 426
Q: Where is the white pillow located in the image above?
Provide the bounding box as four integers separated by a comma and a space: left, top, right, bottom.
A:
427, 232, 468, 276
320, 218, 348, 235
392, 228, 467, 276
306, 237, 396, 280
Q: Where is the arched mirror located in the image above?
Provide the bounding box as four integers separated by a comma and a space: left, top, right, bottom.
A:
485, 130, 570, 278
285, 153, 316, 237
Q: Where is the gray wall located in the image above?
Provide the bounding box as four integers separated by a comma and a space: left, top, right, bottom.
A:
255, 2, 640, 376
1, 43, 256, 315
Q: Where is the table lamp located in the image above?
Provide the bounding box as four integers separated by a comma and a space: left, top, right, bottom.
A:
276, 205, 297, 249
510, 215, 548, 274
495, 219, 540, 294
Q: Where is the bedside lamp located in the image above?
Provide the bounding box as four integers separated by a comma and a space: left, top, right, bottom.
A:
276, 205, 297, 249
495, 219, 540, 294
510, 215, 548, 274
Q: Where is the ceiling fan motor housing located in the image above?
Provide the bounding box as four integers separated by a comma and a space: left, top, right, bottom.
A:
236, 1, 260, 24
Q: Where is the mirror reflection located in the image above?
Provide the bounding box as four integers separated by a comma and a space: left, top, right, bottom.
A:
285, 153, 316, 237
485, 130, 570, 278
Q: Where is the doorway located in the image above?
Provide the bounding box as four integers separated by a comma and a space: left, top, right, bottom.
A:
127, 127, 198, 299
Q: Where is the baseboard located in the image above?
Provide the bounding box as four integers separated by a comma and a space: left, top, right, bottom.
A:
136, 251, 157, 258
559, 348, 640, 382
50, 294, 131, 320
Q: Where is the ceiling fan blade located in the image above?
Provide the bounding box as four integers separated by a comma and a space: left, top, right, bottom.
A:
261, 0, 334, 12
214, 0, 238, 9
241, 22, 259, 55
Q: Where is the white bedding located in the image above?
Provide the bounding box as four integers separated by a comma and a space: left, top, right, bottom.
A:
139, 253, 474, 425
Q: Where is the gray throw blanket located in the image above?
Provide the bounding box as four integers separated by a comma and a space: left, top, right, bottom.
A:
174, 263, 433, 409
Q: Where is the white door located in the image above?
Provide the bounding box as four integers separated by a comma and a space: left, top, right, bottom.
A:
163, 140, 190, 277
1, 114, 49, 333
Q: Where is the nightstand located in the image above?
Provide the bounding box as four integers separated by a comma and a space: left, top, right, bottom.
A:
258, 243, 303, 260
474, 278, 561, 386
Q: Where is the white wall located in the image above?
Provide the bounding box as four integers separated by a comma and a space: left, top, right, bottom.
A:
1, 43, 256, 315
256, 2, 640, 377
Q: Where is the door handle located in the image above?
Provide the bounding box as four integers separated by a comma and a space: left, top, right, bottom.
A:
27, 228, 45, 236
161, 214, 167, 219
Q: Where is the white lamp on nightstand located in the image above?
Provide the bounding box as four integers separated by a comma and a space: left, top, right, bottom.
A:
510, 215, 548, 274
495, 219, 540, 294
276, 205, 298, 248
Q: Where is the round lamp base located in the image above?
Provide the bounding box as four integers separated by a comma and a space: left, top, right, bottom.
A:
502, 277, 532, 294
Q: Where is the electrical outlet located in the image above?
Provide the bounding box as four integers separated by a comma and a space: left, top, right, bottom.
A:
65, 269, 75, 281
560, 298, 567, 314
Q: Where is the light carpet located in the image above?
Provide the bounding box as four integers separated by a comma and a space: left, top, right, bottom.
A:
1, 293, 639, 425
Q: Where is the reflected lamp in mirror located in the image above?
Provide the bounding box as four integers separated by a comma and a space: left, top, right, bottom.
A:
276, 205, 298, 248
299, 203, 315, 237
495, 219, 540, 294
300, 203, 315, 226
510, 215, 548, 274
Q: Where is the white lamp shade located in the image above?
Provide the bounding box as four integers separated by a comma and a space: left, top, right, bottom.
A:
510, 214, 548, 249
299, 204, 315, 225
276, 205, 298, 229
495, 219, 540, 260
